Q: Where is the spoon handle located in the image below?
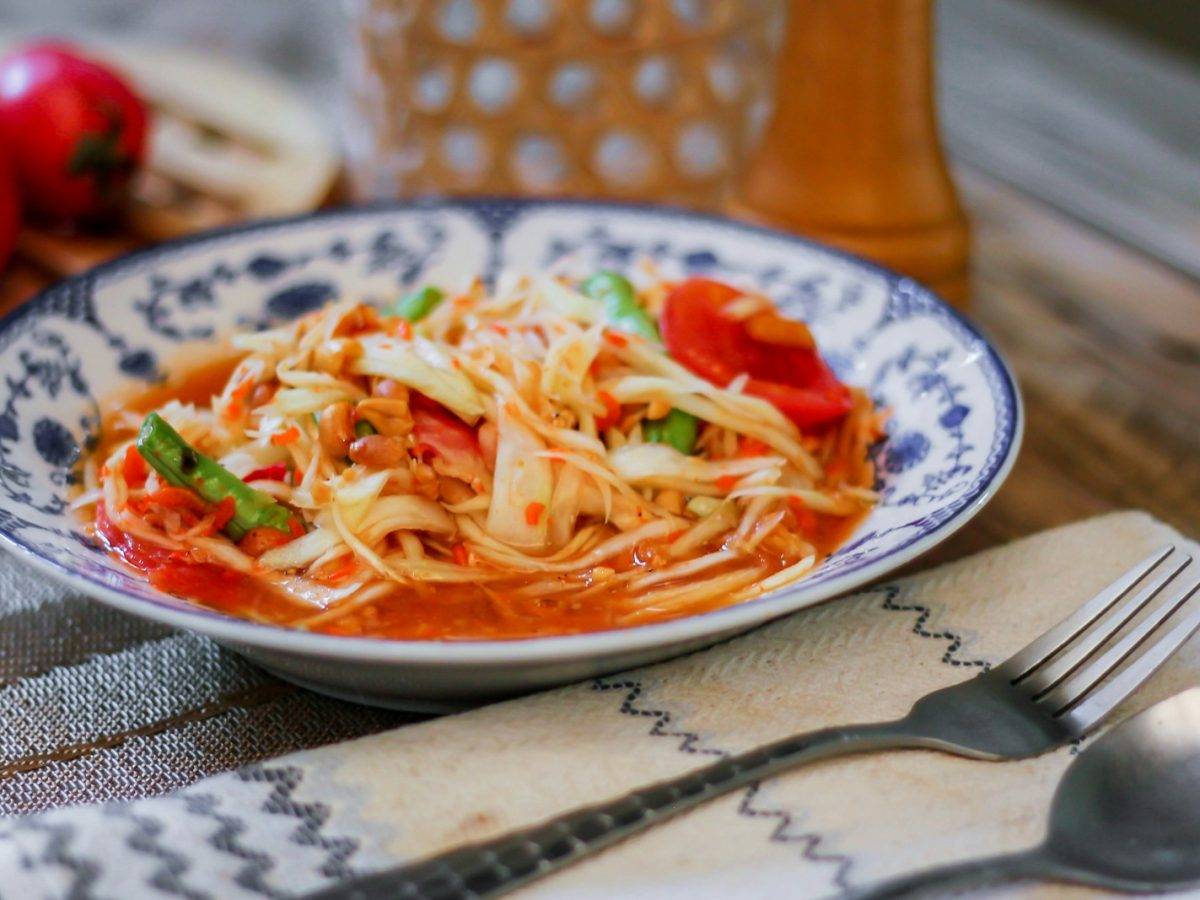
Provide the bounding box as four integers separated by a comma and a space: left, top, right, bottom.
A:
844, 848, 1049, 899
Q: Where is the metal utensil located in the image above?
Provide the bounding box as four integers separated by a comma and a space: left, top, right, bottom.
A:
850, 686, 1200, 897
308, 544, 1200, 900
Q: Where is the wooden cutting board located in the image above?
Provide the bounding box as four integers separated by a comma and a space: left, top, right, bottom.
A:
0, 37, 339, 315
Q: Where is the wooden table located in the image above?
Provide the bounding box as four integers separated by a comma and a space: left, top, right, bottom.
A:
922, 169, 1200, 565
928, 0, 1200, 561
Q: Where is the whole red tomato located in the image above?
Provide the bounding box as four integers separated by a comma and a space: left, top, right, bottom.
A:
0, 147, 19, 271
0, 42, 149, 225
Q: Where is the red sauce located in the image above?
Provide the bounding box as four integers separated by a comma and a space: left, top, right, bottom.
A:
98, 499, 862, 640
96, 502, 309, 623
97, 507, 644, 638
317, 586, 629, 640
93, 354, 244, 463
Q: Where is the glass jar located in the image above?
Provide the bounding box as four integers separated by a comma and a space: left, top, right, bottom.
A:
343, 0, 786, 208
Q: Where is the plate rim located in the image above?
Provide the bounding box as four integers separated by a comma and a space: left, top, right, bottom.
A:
0, 196, 1024, 665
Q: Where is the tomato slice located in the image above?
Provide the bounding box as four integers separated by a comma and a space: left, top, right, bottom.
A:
96, 502, 299, 620
122, 445, 148, 487
95, 502, 174, 570
660, 278, 852, 429
149, 561, 248, 606
411, 394, 490, 486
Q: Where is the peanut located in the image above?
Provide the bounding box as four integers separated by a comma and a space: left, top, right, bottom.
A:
413, 460, 440, 499
356, 397, 413, 437
477, 420, 498, 469
550, 408, 577, 429
238, 526, 294, 557
646, 399, 672, 419
318, 401, 354, 458
249, 382, 276, 408
334, 305, 382, 336
590, 566, 616, 585
380, 468, 417, 495
348, 434, 407, 468
655, 488, 685, 514
313, 337, 363, 374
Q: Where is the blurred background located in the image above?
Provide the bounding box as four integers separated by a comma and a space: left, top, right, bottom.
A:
0, 0, 1196, 296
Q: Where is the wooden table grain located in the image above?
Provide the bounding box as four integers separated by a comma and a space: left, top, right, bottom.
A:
927, 0, 1200, 558
921, 169, 1200, 566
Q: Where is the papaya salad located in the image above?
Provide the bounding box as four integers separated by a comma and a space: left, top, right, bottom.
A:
78, 271, 885, 640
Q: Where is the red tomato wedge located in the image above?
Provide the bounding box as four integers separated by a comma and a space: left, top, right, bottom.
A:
660, 278, 853, 429
95, 502, 174, 570
411, 394, 490, 486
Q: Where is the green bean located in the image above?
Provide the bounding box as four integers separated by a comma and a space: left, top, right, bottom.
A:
581, 271, 700, 454
136, 413, 294, 539
386, 285, 444, 322
580, 271, 659, 341
642, 408, 699, 456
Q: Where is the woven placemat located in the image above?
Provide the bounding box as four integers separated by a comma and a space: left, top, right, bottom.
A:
0, 557, 414, 816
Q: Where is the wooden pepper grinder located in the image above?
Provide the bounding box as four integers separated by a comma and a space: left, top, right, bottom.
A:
734, 0, 970, 305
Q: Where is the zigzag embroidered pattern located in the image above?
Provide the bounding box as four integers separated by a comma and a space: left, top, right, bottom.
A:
878, 584, 992, 671
592, 583, 995, 893
15, 820, 100, 898
245, 765, 359, 881
181, 792, 286, 898
115, 809, 205, 900
592, 677, 856, 891
2, 765, 360, 899
179, 765, 359, 897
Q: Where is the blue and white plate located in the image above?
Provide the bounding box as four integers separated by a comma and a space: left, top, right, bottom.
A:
0, 200, 1021, 709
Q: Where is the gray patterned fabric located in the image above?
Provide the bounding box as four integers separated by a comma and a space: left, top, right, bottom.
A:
0, 554, 413, 818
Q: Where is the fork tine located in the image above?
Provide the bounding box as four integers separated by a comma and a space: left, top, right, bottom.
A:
996, 544, 1176, 681
1061, 604, 1200, 734
1018, 551, 1193, 696
1038, 565, 1200, 716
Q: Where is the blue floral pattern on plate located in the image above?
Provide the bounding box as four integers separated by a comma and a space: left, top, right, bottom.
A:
0, 199, 1020, 671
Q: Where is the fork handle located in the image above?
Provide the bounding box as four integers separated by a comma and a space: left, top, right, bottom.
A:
305, 720, 915, 900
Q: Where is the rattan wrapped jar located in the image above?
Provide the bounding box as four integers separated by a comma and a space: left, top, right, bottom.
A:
344, 0, 786, 208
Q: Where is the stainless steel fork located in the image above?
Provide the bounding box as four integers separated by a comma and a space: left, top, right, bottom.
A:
308, 544, 1200, 900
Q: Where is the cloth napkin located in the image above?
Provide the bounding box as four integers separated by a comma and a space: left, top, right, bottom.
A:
1, 511, 1197, 899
